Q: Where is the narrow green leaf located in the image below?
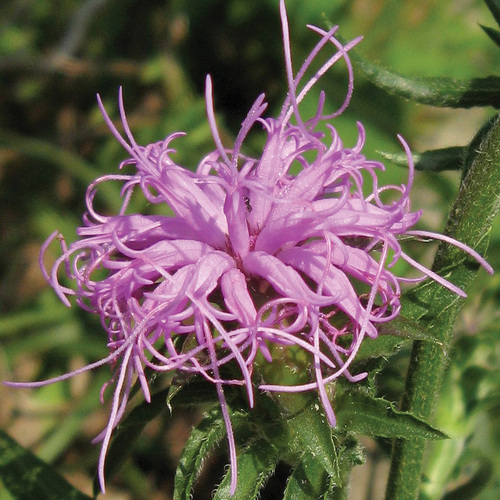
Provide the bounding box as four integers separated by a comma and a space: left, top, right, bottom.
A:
348, 48, 500, 108
484, 0, 500, 28
213, 438, 280, 500
173, 408, 227, 500
273, 393, 340, 484
379, 146, 464, 172
377, 314, 439, 343
283, 453, 328, 500
335, 392, 448, 440
357, 313, 442, 362
382, 115, 497, 176
355, 335, 406, 361
480, 24, 500, 47
0, 430, 91, 500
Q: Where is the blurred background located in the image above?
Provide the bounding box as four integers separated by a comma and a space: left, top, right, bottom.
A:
1, 0, 500, 498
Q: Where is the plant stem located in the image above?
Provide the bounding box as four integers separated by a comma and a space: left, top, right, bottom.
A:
385, 114, 500, 500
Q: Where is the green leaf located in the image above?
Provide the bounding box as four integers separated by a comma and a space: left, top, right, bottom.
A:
283, 453, 329, 500
0, 430, 91, 500
335, 392, 448, 440
356, 313, 443, 362
380, 146, 464, 172
378, 314, 439, 343
349, 48, 500, 108
355, 334, 406, 362
381, 115, 498, 176
213, 438, 280, 500
484, 0, 500, 28
284, 437, 364, 500
173, 408, 228, 500
273, 393, 340, 485
480, 24, 500, 47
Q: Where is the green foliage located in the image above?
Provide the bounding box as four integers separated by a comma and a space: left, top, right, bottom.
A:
484, 0, 500, 28
0, 430, 91, 500
335, 391, 449, 440
380, 147, 465, 172
213, 438, 280, 500
350, 59, 500, 109
283, 453, 331, 500
174, 408, 229, 500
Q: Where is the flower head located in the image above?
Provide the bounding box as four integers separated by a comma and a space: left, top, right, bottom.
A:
6, 0, 492, 494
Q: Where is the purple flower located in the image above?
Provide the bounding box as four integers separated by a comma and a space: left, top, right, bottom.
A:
5, 0, 492, 494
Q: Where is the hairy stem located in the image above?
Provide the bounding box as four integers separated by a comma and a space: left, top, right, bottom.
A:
385, 114, 500, 500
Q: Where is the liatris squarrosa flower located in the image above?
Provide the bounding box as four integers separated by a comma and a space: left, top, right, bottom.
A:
5, 0, 492, 494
